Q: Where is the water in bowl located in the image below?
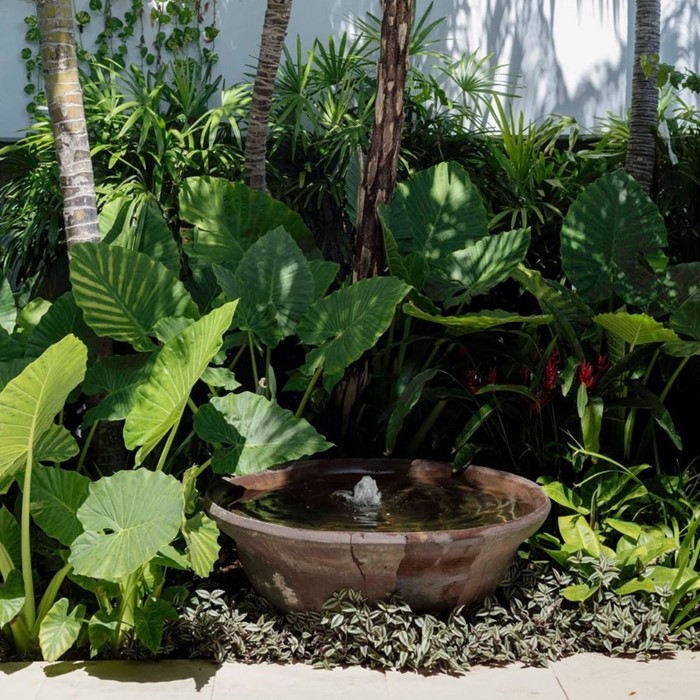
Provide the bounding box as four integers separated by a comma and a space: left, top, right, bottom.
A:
229, 470, 527, 532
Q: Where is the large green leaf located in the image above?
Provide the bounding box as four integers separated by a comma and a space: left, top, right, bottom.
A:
0, 569, 24, 628
0, 276, 16, 334
378, 162, 489, 261
34, 424, 79, 465
297, 277, 410, 375
88, 610, 119, 654
436, 228, 531, 307
0, 358, 32, 391
0, 507, 21, 573
558, 515, 603, 557
670, 302, 700, 341
100, 195, 181, 273
123, 302, 237, 465
30, 466, 90, 547
0, 335, 87, 487
308, 260, 339, 301
70, 243, 199, 352
0, 330, 25, 363
386, 369, 438, 453
216, 227, 315, 347
182, 512, 220, 578
179, 176, 317, 266
82, 354, 156, 427
39, 598, 85, 662
403, 304, 552, 335
664, 262, 700, 308
23, 293, 88, 360
69, 469, 184, 581
194, 392, 332, 475
16, 298, 51, 334
593, 313, 680, 346
511, 264, 591, 358
134, 598, 177, 653
561, 169, 668, 305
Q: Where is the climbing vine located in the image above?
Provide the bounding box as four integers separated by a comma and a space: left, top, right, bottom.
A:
21, 0, 219, 114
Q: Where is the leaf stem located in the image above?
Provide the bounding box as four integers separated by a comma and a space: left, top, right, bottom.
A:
20, 457, 36, 632
155, 420, 179, 472
115, 572, 139, 649
248, 332, 260, 388
228, 343, 246, 371
296, 366, 323, 418
33, 563, 72, 633
660, 356, 689, 404
396, 317, 412, 381
407, 400, 446, 456
264, 346, 271, 400
195, 458, 212, 477
76, 421, 99, 475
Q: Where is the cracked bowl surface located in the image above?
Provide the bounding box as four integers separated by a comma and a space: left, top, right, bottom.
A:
205, 459, 550, 613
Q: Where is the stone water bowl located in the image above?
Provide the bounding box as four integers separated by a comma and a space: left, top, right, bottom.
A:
205, 459, 550, 613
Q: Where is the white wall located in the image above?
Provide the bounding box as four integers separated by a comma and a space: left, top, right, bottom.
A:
1, 0, 699, 141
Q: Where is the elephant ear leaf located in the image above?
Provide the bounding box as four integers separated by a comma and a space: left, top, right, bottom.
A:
436, 228, 531, 307
217, 227, 315, 348
379, 161, 489, 262
30, 466, 90, 547
69, 469, 184, 582
297, 277, 410, 375
0, 335, 87, 490
23, 293, 88, 360
124, 301, 238, 466
82, 354, 157, 427
593, 312, 680, 345
561, 169, 668, 306
179, 176, 318, 267
70, 242, 199, 352
194, 392, 332, 475
100, 194, 181, 274
0, 276, 16, 334
39, 598, 85, 662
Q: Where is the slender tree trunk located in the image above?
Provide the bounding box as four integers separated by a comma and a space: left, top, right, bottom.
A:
330, 1, 412, 445
244, 0, 293, 192
353, 0, 412, 281
625, 0, 660, 194
37, 0, 100, 251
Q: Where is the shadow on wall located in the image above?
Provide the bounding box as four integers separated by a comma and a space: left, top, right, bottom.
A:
335, 0, 700, 125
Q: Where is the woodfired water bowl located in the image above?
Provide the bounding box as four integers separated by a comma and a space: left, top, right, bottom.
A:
205, 459, 550, 613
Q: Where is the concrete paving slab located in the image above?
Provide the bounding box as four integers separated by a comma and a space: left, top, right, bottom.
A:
1, 660, 216, 700
386, 664, 568, 699
211, 662, 389, 700
2, 653, 699, 700
550, 652, 700, 700
0, 662, 46, 700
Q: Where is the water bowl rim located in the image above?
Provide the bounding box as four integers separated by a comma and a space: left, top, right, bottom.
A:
205, 459, 551, 545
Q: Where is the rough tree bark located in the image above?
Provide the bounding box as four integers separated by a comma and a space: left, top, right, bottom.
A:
353, 0, 412, 280
244, 0, 293, 192
625, 0, 660, 194
331, 0, 413, 444
36, 0, 100, 251
37, 1, 123, 472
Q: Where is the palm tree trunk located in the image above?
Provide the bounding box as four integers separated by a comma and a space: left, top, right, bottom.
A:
37, 0, 100, 250
625, 0, 660, 194
353, 0, 412, 281
244, 0, 293, 192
